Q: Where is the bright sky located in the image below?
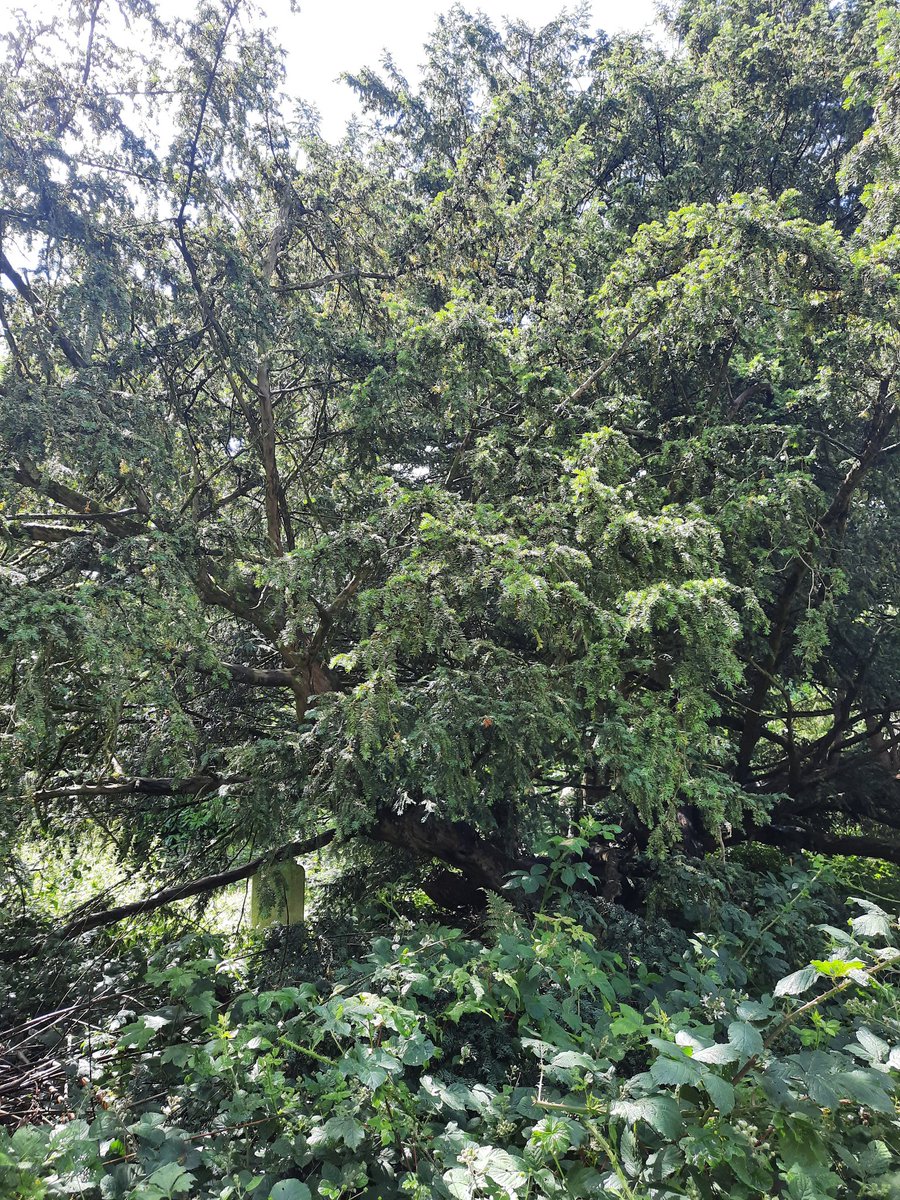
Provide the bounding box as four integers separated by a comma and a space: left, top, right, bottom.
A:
271, 0, 661, 139
2, 0, 660, 141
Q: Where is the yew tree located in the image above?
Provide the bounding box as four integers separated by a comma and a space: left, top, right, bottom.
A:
0, 0, 899, 929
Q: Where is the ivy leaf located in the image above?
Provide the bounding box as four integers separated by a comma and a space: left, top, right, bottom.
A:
401, 1034, 436, 1066
129, 1117, 168, 1147
160, 1044, 194, 1067
348, 1061, 388, 1089
145, 1162, 196, 1195
323, 1114, 365, 1148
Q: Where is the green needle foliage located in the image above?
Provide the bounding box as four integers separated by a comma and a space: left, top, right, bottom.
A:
0, 0, 899, 1193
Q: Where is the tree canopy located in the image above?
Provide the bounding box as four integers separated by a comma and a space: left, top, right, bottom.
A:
1, 0, 898, 902
2, 0, 900, 1195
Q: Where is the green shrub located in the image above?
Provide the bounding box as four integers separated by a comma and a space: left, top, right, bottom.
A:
3, 855, 899, 1200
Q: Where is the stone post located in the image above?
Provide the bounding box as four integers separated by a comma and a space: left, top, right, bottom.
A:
250, 858, 306, 928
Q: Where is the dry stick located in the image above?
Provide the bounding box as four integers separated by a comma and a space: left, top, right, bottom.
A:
0, 991, 131, 1040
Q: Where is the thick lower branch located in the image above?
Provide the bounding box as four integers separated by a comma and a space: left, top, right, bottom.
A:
216, 660, 299, 688
750, 823, 900, 867
58, 830, 335, 937
10, 458, 145, 539
369, 806, 524, 896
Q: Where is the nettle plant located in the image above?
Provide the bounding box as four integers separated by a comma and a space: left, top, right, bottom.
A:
2, 848, 899, 1200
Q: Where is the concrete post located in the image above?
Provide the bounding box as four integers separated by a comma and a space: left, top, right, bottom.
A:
250, 858, 306, 928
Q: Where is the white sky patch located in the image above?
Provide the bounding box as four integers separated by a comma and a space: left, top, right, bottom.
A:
1, 0, 660, 142
263, 0, 660, 140
391, 463, 431, 480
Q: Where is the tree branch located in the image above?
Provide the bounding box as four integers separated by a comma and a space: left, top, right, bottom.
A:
2, 521, 92, 543
277, 269, 395, 293
751, 823, 900, 868
32, 774, 245, 803
219, 661, 300, 688
10, 458, 145, 539
58, 830, 335, 937
0, 248, 88, 370
737, 378, 897, 776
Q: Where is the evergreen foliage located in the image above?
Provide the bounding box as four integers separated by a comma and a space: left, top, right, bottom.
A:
0, 0, 899, 1193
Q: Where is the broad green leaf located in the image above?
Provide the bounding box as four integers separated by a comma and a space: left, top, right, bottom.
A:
785, 1165, 821, 1200
146, 1162, 196, 1195
692, 1042, 739, 1065
323, 1114, 365, 1149
650, 1054, 703, 1087
475, 1146, 528, 1191
702, 1073, 735, 1114
727, 1020, 764, 1057
850, 911, 892, 942
838, 1070, 895, 1113
855, 1027, 889, 1062
611, 1096, 683, 1138
859, 1140, 893, 1177
774, 967, 818, 997
610, 1004, 645, 1036
550, 1051, 599, 1072
737, 1000, 773, 1022
443, 1167, 471, 1199
269, 1183, 311, 1200
620, 1126, 640, 1178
